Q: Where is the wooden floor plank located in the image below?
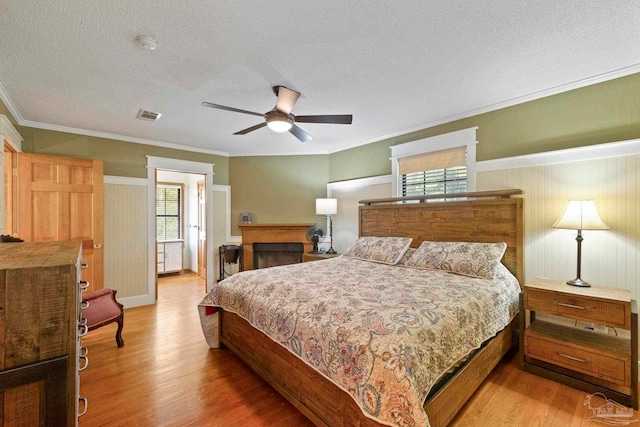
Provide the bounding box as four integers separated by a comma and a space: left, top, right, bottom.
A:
78, 272, 638, 426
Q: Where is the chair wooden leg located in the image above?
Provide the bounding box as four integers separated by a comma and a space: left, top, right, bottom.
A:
115, 314, 125, 348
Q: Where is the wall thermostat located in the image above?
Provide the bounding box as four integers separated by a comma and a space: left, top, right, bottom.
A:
239, 212, 252, 224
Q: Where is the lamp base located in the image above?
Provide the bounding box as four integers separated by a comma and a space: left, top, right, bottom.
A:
566, 278, 591, 287
326, 248, 337, 254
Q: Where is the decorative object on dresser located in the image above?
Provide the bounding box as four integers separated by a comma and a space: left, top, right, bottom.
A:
0, 241, 86, 426
82, 288, 125, 347
520, 278, 638, 409
552, 199, 609, 287
315, 198, 337, 254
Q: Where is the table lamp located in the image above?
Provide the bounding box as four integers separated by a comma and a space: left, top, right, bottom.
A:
316, 198, 337, 254
552, 200, 609, 287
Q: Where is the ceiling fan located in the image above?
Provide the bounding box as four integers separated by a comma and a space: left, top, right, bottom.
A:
202, 86, 352, 142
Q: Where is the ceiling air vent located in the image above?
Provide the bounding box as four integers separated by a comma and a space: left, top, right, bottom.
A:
136, 109, 162, 122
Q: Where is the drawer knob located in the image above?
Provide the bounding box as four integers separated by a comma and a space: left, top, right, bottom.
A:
556, 352, 590, 364
554, 301, 589, 311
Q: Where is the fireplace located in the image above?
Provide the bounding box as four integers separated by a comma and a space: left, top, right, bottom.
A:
253, 242, 304, 269
239, 223, 313, 271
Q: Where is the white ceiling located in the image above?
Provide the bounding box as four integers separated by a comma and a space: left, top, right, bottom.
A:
1, 1, 639, 157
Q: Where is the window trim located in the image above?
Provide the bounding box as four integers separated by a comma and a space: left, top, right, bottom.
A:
390, 127, 478, 197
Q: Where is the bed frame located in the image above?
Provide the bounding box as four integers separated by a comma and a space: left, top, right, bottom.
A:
219, 190, 524, 426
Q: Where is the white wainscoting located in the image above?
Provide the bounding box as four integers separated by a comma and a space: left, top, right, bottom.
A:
327, 140, 640, 304
477, 151, 640, 300
103, 176, 149, 308
104, 175, 234, 306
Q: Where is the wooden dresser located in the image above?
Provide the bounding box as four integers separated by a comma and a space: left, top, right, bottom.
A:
521, 278, 638, 409
0, 241, 84, 426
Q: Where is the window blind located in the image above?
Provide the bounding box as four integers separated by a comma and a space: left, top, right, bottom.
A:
156, 187, 181, 240
398, 146, 466, 175
399, 146, 467, 197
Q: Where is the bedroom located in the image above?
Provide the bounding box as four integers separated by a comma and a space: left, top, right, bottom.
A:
0, 1, 639, 426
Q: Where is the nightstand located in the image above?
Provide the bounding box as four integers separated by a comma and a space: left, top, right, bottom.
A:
302, 252, 339, 262
520, 278, 638, 408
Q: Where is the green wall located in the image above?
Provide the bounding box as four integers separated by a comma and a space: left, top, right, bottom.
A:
19, 127, 228, 184
229, 155, 329, 235
0, 100, 20, 132
3, 72, 640, 234
329, 72, 640, 182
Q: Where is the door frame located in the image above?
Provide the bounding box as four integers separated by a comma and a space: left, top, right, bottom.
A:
197, 180, 206, 280
146, 156, 215, 304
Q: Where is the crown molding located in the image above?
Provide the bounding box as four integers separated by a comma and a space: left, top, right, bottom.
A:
476, 137, 640, 172
0, 115, 23, 151
20, 119, 229, 157
327, 63, 640, 154
2, 64, 640, 157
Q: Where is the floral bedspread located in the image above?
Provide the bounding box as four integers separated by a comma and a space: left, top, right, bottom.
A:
198, 256, 520, 427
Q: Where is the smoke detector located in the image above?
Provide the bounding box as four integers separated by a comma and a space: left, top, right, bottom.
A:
136, 35, 159, 50
136, 109, 162, 122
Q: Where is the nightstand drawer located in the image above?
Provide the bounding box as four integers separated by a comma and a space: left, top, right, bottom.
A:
525, 288, 629, 328
526, 334, 628, 386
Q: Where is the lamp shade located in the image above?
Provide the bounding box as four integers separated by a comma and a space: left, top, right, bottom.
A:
316, 198, 337, 215
553, 200, 609, 230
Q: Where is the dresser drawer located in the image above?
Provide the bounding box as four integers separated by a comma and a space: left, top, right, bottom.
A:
525, 288, 629, 328
526, 334, 629, 386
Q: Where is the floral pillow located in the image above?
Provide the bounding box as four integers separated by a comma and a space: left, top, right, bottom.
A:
406, 241, 507, 279
343, 236, 413, 265
396, 248, 416, 266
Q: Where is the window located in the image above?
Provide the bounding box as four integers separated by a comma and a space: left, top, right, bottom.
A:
390, 127, 477, 198
399, 146, 467, 197
156, 185, 182, 240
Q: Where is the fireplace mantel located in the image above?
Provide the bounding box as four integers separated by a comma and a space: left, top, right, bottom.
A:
239, 223, 314, 271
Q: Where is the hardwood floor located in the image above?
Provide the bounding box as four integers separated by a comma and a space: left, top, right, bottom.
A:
79, 273, 638, 426
79, 273, 313, 427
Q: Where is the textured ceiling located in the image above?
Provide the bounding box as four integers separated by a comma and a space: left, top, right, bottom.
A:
0, 1, 639, 156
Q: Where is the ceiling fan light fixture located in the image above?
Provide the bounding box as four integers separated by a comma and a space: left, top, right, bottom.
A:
265, 112, 293, 132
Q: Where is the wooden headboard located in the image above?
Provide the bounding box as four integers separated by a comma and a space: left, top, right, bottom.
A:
359, 190, 524, 284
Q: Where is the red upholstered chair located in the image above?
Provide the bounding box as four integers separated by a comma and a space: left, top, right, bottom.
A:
82, 288, 125, 347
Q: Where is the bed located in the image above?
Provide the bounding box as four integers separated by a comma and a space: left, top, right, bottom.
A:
199, 190, 524, 426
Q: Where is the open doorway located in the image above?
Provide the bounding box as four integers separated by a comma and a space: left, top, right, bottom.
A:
146, 157, 215, 305
155, 170, 206, 291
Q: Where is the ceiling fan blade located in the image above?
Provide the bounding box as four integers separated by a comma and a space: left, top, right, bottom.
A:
233, 122, 267, 135
201, 102, 264, 117
294, 115, 353, 125
289, 124, 313, 142
274, 86, 300, 114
